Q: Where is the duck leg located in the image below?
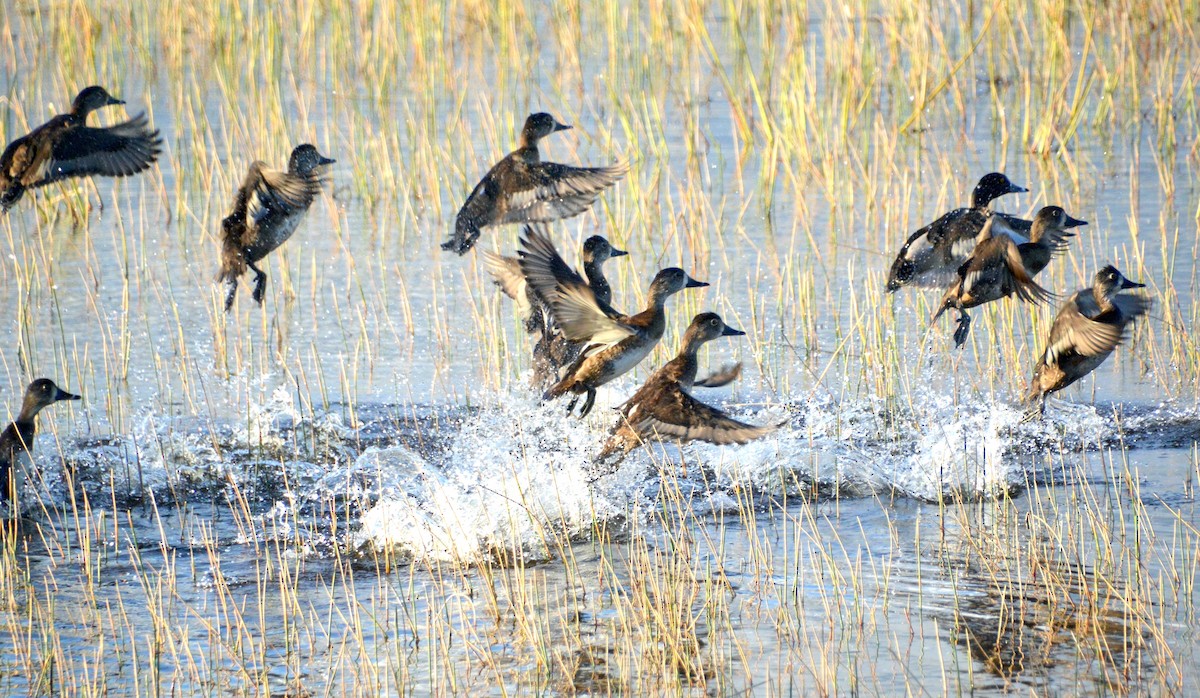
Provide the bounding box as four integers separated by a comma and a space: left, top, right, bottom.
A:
952, 308, 971, 348
247, 261, 268, 305
565, 394, 580, 416
578, 389, 597, 418
223, 277, 239, 312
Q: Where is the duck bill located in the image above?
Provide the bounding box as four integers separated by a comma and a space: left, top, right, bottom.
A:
685, 276, 709, 289
318, 156, 337, 166
553, 122, 573, 132
1065, 215, 1088, 228
721, 326, 746, 337
1120, 277, 1146, 289
1007, 182, 1028, 194
106, 96, 125, 106
54, 388, 81, 402
608, 247, 629, 258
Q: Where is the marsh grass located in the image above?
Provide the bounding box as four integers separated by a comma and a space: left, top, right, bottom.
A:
0, 0, 1196, 693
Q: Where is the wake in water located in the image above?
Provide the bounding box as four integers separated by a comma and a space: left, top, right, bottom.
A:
34, 381, 1199, 563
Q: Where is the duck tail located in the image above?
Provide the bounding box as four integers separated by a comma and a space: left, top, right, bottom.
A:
930, 298, 951, 324
543, 376, 573, 401
442, 217, 479, 255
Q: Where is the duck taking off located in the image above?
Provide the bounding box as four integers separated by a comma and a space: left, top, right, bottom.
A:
219, 144, 334, 311
0, 86, 161, 211
1027, 266, 1151, 416
887, 172, 1030, 291
442, 113, 627, 255
485, 226, 627, 387
595, 313, 780, 471
518, 227, 706, 418
0, 379, 79, 508
930, 206, 1087, 347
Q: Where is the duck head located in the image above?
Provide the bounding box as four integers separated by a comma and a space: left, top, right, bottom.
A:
521, 113, 572, 143
1094, 265, 1145, 297
19, 378, 80, 421
289, 144, 336, 175
71, 86, 123, 116
690, 312, 745, 343
582, 235, 627, 266
1034, 205, 1087, 231
972, 172, 1027, 208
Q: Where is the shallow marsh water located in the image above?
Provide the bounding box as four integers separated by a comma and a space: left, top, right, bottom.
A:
1, 0, 1199, 694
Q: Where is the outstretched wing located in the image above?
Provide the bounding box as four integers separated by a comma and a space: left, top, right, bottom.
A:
1042, 303, 1123, 366
518, 225, 633, 345
42, 113, 161, 184
625, 384, 781, 446
694, 362, 742, 388
496, 160, 628, 225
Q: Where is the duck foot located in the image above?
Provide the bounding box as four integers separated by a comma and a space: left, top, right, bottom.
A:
952, 312, 971, 348
578, 389, 597, 418
248, 262, 267, 305
223, 278, 238, 312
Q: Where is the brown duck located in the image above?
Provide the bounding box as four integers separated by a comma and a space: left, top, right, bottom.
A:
219, 144, 334, 311
1027, 265, 1151, 416
485, 225, 627, 386
931, 206, 1086, 347
518, 227, 706, 417
0, 379, 79, 505
887, 172, 1031, 291
0, 86, 161, 210
597, 313, 780, 466
442, 113, 627, 255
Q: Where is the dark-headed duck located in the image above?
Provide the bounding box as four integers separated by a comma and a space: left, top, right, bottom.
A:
887, 172, 1030, 291
485, 225, 627, 386
518, 227, 706, 417
442, 113, 627, 255
1027, 265, 1151, 416
596, 312, 780, 466
0, 378, 79, 504
0, 86, 161, 210
219, 144, 334, 311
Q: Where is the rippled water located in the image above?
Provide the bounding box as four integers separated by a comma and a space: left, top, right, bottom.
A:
1, 0, 1199, 694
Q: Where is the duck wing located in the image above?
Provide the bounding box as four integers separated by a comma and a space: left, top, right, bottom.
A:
1041, 291, 1126, 364
625, 384, 781, 446
483, 252, 534, 321
248, 166, 321, 222
41, 113, 161, 184
496, 160, 628, 226
542, 280, 635, 346
962, 235, 1053, 305
694, 362, 743, 388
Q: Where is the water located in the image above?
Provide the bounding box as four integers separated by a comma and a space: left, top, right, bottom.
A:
0, 0, 1198, 694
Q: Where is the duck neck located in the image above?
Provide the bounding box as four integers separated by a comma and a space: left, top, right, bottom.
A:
583, 260, 612, 307
16, 397, 45, 425
1093, 285, 1119, 313
515, 134, 541, 162
646, 287, 673, 310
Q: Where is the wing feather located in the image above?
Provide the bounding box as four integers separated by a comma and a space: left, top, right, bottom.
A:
495, 160, 628, 225
43, 113, 161, 184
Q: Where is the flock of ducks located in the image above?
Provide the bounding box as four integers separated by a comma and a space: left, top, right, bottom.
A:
0, 88, 1156, 503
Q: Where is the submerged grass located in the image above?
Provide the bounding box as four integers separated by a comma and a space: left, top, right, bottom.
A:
0, 0, 1197, 693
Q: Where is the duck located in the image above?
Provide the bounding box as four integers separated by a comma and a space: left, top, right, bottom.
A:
931, 205, 1086, 347
596, 313, 780, 466
518, 227, 707, 417
484, 225, 627, 386
1027, 265, 1151, 416
0, 86, 161, 210
219, 144, 335, 311
887, 172, 1030, 291
0, 379, 79, 505
442, 113, 628, 255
